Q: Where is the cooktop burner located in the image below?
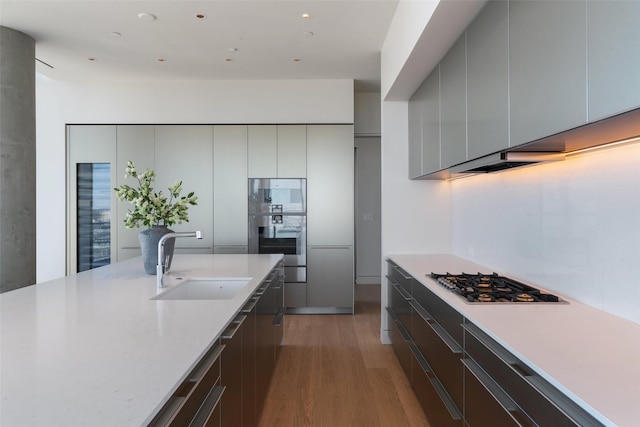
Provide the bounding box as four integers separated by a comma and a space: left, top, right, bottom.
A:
429, 272, 565, 304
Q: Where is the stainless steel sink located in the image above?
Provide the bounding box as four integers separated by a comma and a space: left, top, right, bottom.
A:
151, 277, 252, 300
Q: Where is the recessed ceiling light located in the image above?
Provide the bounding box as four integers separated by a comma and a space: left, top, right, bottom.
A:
194, 13, 206, 19
156, 58, 166, 62
301, 13, 312, 19
137, 12, 156, 22
88, 57, 96, 61
292, 58, 301, 62
303, 31, 314, 37
224, 57, 234, 62
228, 48, 239, 53
109, 32, 122, 37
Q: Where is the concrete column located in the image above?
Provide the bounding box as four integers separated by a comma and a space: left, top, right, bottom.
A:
0, 26, 36, 293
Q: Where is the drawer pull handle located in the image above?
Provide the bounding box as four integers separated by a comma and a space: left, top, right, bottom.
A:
221, 315, 247, 339
411, 344, 462, 420
273, 313, 284, 326
391, 264, 413, 280
241, 297, 258, 314
462, 359, 534, 427
189, 385, 225, 427
463, 323, 519, 365
410, 301, 463, 354
387, 276, 412, 301
386, 307, 412, 342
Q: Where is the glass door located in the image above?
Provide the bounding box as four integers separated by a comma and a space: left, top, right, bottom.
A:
76, 163, 111, 272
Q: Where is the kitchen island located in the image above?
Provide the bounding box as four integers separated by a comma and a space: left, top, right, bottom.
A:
387, 254, 640, 427
0, 254, 283, 427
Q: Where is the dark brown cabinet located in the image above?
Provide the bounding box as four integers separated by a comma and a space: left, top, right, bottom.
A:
386, 259, 604, 427
149, 262, 284, 427
386, 260, 463, 426
223, 262, 284, 427
221, 315, 245, 427
147, 344, 225, 427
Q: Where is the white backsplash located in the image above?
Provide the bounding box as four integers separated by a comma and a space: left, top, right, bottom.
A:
451, 142, 640, 324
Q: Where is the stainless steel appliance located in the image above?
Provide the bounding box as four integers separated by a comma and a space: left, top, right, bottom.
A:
248, 178, 306, 282
430, 272, 566, 303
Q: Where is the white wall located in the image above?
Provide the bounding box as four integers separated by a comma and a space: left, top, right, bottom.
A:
380, 101, 451, 342
35, 77, 354, 282
451, 143, 640, 324
381, 0, 439, 99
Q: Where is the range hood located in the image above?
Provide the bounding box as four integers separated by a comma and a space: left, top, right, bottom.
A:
422, 107, 640, 180
450, 152, 565, 174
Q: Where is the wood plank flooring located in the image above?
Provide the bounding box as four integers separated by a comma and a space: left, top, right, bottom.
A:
258, 285, 430, 427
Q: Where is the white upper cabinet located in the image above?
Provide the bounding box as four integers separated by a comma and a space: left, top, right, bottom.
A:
466, 0, 509, 158
509, 0, 587, 146
440, 34, 467, 168
213, 125, 248, 248
115, 125, 155, 261
587, 0, 640, 121
248, 125, 277, 178
276, 125, 307, 178
154, 125, 213, 252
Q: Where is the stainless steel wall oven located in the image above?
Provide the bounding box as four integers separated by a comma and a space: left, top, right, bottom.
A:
248, 178, 306, 282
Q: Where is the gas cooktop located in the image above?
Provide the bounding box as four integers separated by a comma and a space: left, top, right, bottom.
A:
430, 272, 566, 304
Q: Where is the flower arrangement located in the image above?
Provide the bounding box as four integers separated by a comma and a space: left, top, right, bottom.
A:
114, 161, 198, 228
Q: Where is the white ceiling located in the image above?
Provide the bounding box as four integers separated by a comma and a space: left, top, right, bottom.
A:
0, 0, 399, 92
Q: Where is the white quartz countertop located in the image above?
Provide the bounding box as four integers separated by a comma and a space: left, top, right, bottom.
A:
388, 254, 640, 427
1, 254, 282, 427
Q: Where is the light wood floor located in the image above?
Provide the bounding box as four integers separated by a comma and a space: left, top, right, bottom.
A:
258, 285, 430, 427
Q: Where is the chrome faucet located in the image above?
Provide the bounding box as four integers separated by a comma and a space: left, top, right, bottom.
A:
157, 231, 203, 288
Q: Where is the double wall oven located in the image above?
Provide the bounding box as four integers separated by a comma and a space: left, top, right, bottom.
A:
248, 178, 306, 283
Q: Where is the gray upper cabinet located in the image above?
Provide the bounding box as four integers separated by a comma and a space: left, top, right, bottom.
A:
248, 125, 277, 178
277, 125, 307, 178
421, 66, 441, 175
587, 0, 640, 121
307, 124, 354, 246
115, 125, 155, 261
509, 0, 587, 146
440, 34, 467, 168
213, 125, 248, 250
155, 125, 214, 252
466, 0, 509, 159
247, 125, 307, 178
408, 81, 425, 179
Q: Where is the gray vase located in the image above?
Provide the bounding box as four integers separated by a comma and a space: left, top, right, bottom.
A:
139, 226, 175, 275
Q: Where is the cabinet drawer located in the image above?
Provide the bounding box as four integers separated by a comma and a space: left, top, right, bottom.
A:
387, 275, 412, 337
148, 344, 224, 427
413, 282, 463, 347
386, 307, 412, 380
464, 323, 603, 427
463, 359, 524, 427
387, 260, 412, 295
411, 300, 463, 411
411, 344, 462, 427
